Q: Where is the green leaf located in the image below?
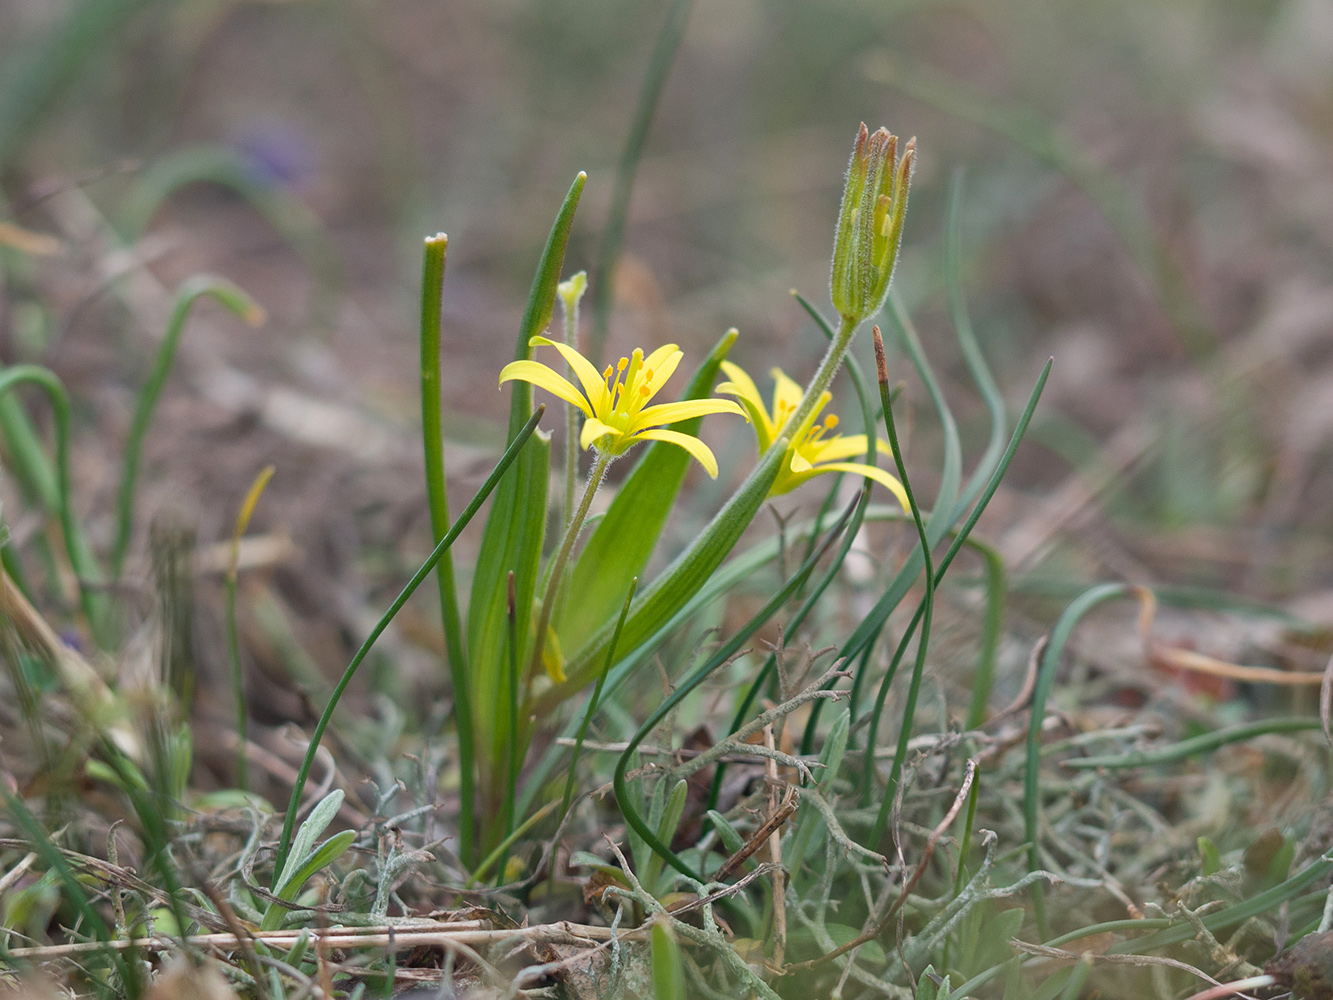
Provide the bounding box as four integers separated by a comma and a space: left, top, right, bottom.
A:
276, 789, 344, 894
552, 431, 787, 698
468, 172, 584, 792
650, 918, 687, 1000
706, 810, 745, 856
263, 829, 356, 931
559, 329, 737, 651
643, 779, 688, 894
1198, 836, 1222, 877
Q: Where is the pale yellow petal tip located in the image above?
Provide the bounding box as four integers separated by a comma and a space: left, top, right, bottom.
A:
542, 628, 567, 684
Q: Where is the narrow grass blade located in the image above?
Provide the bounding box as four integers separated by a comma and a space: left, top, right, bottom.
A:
1025, 582, 1134, 938
0, 365, 106, 639
121, 146, 342, 328
226, 464, 275, 792
1063, 716, 1321, 771
588, 0, 695, 365
964, 536, 1006, 729
112, 275, 264, 578
418, 233, 474, 866
868, 327, 935, 848
274, 405, 545, 877
944, 173, 1007, 514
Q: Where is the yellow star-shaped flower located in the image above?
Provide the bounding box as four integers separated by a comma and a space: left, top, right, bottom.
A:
718, 361, 909, 509
500, 336, 741, 476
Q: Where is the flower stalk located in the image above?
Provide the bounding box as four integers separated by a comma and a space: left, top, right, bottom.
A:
528, 449, 612, 683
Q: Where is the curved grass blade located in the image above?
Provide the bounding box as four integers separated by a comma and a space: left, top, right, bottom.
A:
1063, 716, 1321, 771
1024, 581, 1134, 938
0, 365, 105, 638
274, 405, 544, 877
121, 145, 342, 328
111, 275, 264, 578
820, 356, 1051, 758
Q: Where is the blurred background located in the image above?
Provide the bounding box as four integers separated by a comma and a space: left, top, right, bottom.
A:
3, 0, 1333, 728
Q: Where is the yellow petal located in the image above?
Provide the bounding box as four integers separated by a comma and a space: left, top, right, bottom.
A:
790, 449, 814, 473
641, 344, 682, 394
771, 367, 805, 416
530, 335, 610, 414
580, 415, 621, 452
809, 434, 895, 464
635, 428, 720, 478
634, 398, 742, 430
500, 360, 591, 416
719, 362, 776, 441
818, 462, 910, 512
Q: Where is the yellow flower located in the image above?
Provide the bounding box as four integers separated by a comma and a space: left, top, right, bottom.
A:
499, 336, 741, 477
718, 361, 909, 509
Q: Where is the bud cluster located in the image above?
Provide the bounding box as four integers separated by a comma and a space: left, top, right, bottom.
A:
830, 123, 915, 325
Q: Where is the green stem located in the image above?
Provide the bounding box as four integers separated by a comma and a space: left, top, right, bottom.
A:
225, 569, 247, 791
788, 313, 859, 439
274, 406, 544, 880
419, 234, 475, 866
868, 329, 935, 849
112, 275, 261, 579
527, 450, 612, 682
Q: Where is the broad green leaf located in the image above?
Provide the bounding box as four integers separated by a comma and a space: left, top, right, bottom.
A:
552, 431, 786, 697
276, 789, 344, 893
706, 810, 745, 856
559, 329, 737, 651
468, 172, 584, 785
650, 918, 687, 1000
644, 779, 688, 894
1198, 836, 1221, 876
262, 829, 355, 930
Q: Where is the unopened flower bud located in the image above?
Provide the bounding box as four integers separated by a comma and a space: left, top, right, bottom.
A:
830, 123, 915, 325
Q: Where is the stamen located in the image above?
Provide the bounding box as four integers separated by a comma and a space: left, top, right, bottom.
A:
826, 414, 839, 430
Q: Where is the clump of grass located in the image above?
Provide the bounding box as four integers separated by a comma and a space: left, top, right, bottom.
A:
2, 114, 1332, 1000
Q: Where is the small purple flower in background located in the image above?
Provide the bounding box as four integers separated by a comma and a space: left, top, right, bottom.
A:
231, 119, 319, 190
